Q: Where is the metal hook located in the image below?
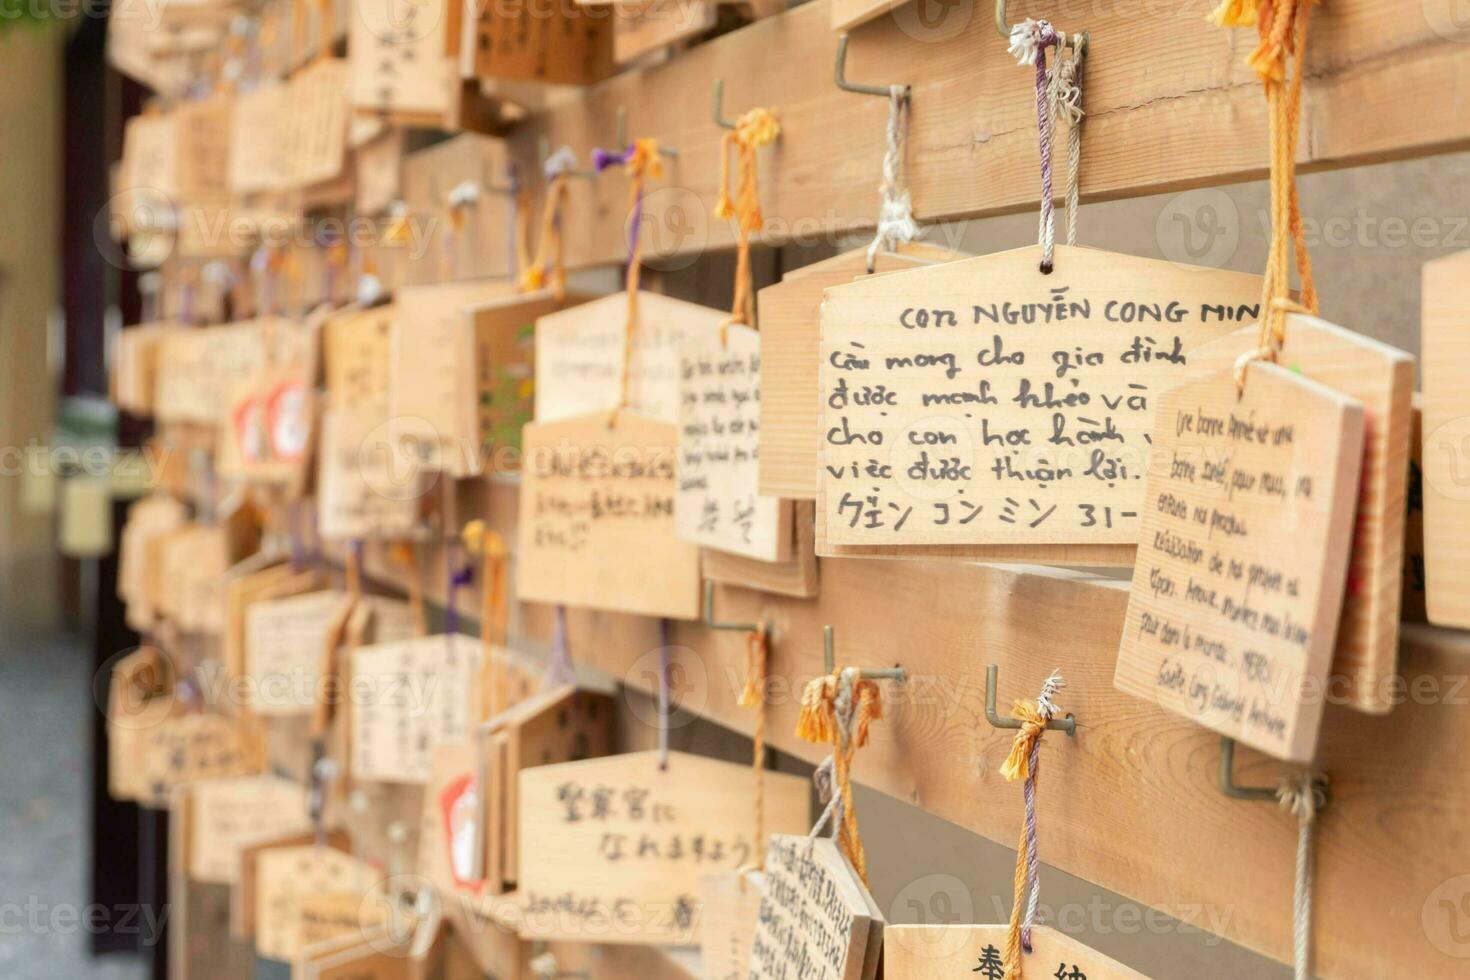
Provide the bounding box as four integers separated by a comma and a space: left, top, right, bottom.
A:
712, 78, 737, 129
537, 136, 595, 180
823, 626, 907, 682
835, 35, 905, 99
995, 2, 1090, 58
1217, 737, 1277, 801
615, 106, 679, 158
1217, 737, 1328, 813
984, 664, 1077, 736
702, 580, 768, 636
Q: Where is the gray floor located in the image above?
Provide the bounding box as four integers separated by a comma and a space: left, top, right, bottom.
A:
0, 631, 147, 979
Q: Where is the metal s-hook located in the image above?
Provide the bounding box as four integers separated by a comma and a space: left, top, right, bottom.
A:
996, 2, 1090, 57
835, 34, 906, 99
712, 78, 737, 129
615, 106, 679, 158
823, 626, 907, 682
537, 136, 594, 180
702, 580, 769, 636
1217, 736, 1276, 801
984, 664, 1077, 736
1217, 737, 1329, 812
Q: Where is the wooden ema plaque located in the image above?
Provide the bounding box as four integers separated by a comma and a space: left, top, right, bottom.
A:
348, 0, 453, 126
106, 647, 181, 803
388, 279, 523, 477
228, 82, 288, 195
254, 844, 384, 962
701, 499, 820, 599
323, 305, 396, 410
316, 402, 434, 542
534, 291, 726, 425
467, 288, 591, 465
697, 869, 763, 980
516, 750, 808, 945
816, 244, 1265, 565
282, 58, 351, 189
885, 924, 1146, 979
481, 683, 616, 894
1114, 363, 1365, 763
1185, 315, 1414, 714
1421, 251, 1470, 629
153, 319, 269, 426
758, 242, 963, 500
244, 590, 353, 716
466, 0, 615, 86
748, 835, 883, 980
675, 323, 792, 562
184, 774, 310, 885
350, 634, 483, 784
516, 411, 702, 619
415, 741, 529, 979
135, 713, 266, 809
224, 563, 323, 682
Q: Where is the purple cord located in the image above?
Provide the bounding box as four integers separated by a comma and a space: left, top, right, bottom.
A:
594, 144, 644, 275
445, 549, 474, 636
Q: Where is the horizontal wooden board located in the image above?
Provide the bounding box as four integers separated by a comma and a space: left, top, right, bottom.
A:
343, 463, 1470, 978
504, 0, 1470, 271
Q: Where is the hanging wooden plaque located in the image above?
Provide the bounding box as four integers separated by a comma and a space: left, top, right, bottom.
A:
816, 244, 1264, 565
219, 366, 318, 490
136, 713, 266, 809
466, 0, 615, 86
184, 774, 311, 885
675, 324, 790, 561
748, 835, 883, 980
415, 741, 530, 979
517, 750, 808, 945
758, 242, 963, 499
885, 924, 1147, 979
283, 58, 351, 189
224, 563, 324, 683
244, 590, 353, 716
317, 401, 435, 542
254, 844, 384, 962
107, 646, 181, 803
387, 279, 523, 477
534, 291, 726, 425
469, 288, 591, 465
697, 868, 763, 980
118, 493, 189, 630
350, 634, 483, 784
153, 319, 270, 426
1421, 251, 1470, 629
516, 411, 703, 619
1185, 315, 1414, 714
1114, 363, 1365, 763
228, 82, 289, 195
701, 500, 820, 598
480, 683, 616, 894
323, 304, 396, 410
348, 0, 454, 126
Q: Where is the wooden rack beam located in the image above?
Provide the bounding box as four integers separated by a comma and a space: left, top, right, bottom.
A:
503, 0, 1470, 271
341, 478, 1470, 978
